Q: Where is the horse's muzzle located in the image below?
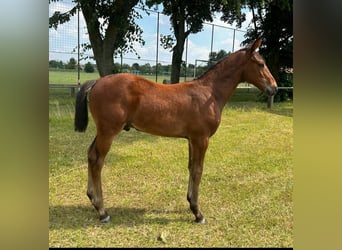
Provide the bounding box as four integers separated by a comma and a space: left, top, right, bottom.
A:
265, 85, 278, 96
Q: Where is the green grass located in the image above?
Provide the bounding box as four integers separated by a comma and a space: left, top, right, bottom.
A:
49, 69, 175, 84
49, 89, 293, 247
49, 70, 100, 84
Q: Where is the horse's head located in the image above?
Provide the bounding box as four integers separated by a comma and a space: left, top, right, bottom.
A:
242, 38, 278, 96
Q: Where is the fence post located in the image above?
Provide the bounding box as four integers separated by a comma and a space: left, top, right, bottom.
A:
184, 34, 188, 82
155, 12, 160, 82
232, 29, 236, 52
77, 3, 80, 87
267, 96, 274, 109
210, 24, 214, 55
71, 87, 75, 97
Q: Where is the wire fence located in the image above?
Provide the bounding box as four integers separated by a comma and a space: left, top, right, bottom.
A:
49, 1, 247, 84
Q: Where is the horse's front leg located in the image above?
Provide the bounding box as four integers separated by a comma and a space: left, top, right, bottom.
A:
187, 136, 209, 224
87, 134, 114, 222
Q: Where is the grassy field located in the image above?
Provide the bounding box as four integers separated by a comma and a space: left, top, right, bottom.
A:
49, 69, 177, 84
49, 70, 99, 84
49, 87, 293, 247
49, 69, 253, 86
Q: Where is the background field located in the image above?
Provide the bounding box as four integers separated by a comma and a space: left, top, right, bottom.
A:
49, 86, 293, 247
49, 69, 183, 84
49, 69, 253, 87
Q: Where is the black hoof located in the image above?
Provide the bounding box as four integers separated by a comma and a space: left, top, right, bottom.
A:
194, 217, 206, 224
100, 214, 111, 223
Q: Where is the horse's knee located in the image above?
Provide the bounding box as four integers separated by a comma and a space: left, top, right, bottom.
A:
87, 141, 106, 169
87, 138, 98, 165
88, 152, 97, 166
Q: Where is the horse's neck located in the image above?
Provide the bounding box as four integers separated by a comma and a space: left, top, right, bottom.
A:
197, 52, 246, 110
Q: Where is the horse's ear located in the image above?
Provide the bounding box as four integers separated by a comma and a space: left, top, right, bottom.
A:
250, 37, 263, 53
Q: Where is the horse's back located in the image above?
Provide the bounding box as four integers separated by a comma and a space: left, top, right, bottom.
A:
99, 73, 155, 89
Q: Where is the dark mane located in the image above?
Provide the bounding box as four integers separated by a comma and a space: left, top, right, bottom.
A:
195, 48, 248, 80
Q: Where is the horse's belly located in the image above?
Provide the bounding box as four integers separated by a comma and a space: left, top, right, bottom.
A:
131, 117, 187, 138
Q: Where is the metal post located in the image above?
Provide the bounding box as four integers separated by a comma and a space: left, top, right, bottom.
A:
194, 60, 197, 79
184, 35, 188, 81
156, 12, 160, 82
210, 24, 214, 55
232, 29, 236, 52
267, 96, 274, 109
120, 51, 123, 72
77, 4, 80, 87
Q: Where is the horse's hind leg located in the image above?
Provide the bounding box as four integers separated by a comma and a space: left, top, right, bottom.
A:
187, 136, 209, 224
86, 131, 116, 222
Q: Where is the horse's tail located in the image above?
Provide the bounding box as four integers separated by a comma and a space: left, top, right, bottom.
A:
74, 80, 97, 132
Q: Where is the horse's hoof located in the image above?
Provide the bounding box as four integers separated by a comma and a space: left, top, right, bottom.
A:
100, 215, 111, 223
194, 218, 206, 224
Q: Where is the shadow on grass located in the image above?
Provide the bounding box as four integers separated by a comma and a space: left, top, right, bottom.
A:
49, 205, 190, 229
227, 101, 293, 118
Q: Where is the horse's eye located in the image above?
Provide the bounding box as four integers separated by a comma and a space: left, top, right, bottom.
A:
258, 63, 264, 68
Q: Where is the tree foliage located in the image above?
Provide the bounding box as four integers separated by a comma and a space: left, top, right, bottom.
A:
220, 0, 293, 102
208, 49, 230, 67
84, 62, 95, 73
49, 60, 64, 69
49, 0, 144, 77
241, 0, 293, 70
245, 0, 293, 102
66, 57, 77, 69
219, 0, 247, 28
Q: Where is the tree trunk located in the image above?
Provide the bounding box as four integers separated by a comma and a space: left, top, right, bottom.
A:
171, 42, 184, 83
79, 0, 138, 77
81, 1, 114, 77
94, 48, 115, 77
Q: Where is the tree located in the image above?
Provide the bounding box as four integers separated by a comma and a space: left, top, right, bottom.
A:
49, 60, 64, 69
66, 57, 77, 69
132, 63, 140, 71
220, 0, 293, 102
250, 0, 293, 101
208, 49, 229, 66
260, 0, 293, 102
49, 0, 144, 77
140, 63, 152, 75
221, 0, 293, 80
84, 62, 95, 73
147, 0, 227, 83
219, 0, 248, 28
146, 1, 246, 83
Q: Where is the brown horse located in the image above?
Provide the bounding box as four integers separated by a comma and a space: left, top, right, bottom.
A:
74, 38, 277, 223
